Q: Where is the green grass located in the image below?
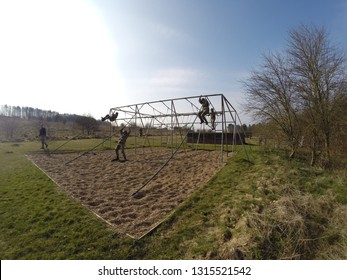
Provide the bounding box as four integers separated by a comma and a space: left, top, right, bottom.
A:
0, 140, 346, 259
0, 141, 134, 259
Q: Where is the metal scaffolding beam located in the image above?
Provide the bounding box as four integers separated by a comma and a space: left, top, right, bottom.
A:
108, 94, 249, 161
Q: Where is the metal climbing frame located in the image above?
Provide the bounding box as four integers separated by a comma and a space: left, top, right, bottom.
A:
108, 94, 250, 163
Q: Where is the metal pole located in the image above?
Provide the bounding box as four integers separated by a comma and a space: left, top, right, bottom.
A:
221, 95, 225, 162
223, 96, 250, 162
135, 105, 138, 155
110, 94, 224, 112
109, 122, 112, 149
50, 134, 81, 154
233, 111, 237, 153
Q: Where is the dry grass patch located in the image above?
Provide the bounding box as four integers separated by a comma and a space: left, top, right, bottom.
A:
219, 189, 347, 259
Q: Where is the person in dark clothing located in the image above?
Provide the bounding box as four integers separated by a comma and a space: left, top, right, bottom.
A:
210, 108, 216, 130
39, 125, 48, 149
198, 96, 210, 124
101, 112, 118, 122
112, 127, 130, 161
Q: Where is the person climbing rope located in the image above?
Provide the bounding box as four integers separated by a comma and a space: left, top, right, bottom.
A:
198, 96, 210, 124
210, 108, 216, 130
112, 126, 130, 162
101, 112, 118, 122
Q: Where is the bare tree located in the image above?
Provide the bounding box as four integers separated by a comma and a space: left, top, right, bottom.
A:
75, 115, 98, 135
288, 25, 347, 166
243, 25, 347, 166
243, 52, 301, 158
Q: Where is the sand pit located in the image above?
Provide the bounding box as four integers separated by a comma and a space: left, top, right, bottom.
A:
27, 147, 226, 238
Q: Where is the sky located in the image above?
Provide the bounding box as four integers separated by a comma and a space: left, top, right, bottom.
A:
0, 0, 346, 123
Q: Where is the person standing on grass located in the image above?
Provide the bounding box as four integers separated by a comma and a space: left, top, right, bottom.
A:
112, 126, 130, 162
39, 124, 48, 149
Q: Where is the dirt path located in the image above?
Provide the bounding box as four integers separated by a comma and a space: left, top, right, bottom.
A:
27, 147, 225, 238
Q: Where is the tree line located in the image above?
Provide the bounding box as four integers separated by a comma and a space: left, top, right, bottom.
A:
243, 25, 347, 167
0, 104, 73, 122
0, 105, 102, 137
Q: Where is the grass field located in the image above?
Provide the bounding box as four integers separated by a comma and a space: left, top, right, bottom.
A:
0, 138, 346, 259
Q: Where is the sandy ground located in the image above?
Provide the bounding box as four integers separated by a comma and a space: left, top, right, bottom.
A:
27, 147, 225, 239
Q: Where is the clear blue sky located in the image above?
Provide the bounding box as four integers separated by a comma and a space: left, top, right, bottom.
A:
0, 0, 346, 123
